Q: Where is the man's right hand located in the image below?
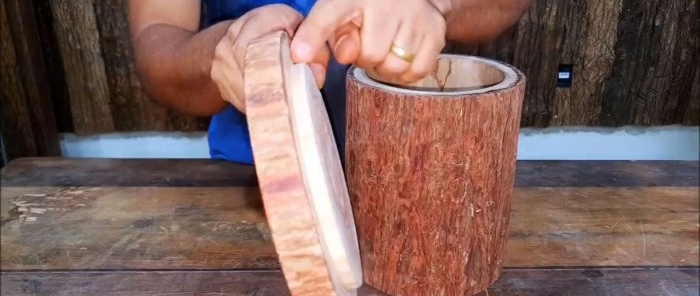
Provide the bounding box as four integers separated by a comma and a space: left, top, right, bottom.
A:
210, 4, 330, 113
129, 1, 330, 117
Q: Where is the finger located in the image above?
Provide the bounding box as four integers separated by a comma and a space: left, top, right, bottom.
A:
232, 10, 302, 67
290, 1, 358, 63
309, 44, 331, 88
218, 24, 250, 111
400, 34, 444, 83
329, 22, 361, 65
356, 8, 399, 69
373, 21, 421, 78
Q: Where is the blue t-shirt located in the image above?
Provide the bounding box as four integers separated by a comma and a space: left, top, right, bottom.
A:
202, 0, 348, 165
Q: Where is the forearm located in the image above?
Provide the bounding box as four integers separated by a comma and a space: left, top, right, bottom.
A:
132, 21, 232, 117
435, 0, 531, 44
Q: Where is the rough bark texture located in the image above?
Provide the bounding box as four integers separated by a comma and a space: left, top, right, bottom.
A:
600, 0, 699, 126
4, 1, 696, 132
345, 62, 526, 295
32, 0, 72, 133
48, 0, 114, 134
1, 0, 61, 163
445, 0, 699, 127
3, 0, 60, 159
0, 0, 37, 161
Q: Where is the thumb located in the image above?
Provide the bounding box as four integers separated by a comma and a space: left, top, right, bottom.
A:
290, 1, 358, 63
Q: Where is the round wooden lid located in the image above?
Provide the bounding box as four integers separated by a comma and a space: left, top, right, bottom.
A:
244, 31, 363, 295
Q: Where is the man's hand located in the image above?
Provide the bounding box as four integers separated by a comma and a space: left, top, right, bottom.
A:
290, 0, 447, 84
129, 1, 331, 117
210, 4, 330, 112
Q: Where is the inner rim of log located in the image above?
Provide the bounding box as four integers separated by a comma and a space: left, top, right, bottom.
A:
353, 54, 519, 96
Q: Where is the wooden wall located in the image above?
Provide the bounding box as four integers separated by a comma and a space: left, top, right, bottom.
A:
1, 0, 699, 156
1, 0, 60, 161
447, 0, 699, 127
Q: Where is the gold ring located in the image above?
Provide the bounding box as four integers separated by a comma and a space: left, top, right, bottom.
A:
390, 44, 415, 62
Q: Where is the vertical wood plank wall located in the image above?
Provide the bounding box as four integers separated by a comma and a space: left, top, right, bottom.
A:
1, 0, 60, 161
1, 0, 698, 151
446, 0, 699, 127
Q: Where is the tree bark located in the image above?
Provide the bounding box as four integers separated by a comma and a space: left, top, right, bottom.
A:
345, 56, 526, 296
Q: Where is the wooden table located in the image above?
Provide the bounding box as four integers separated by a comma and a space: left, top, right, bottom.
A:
1, 157, 698, 296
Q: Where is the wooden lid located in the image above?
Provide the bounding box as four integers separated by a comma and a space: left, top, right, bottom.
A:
244, 31, 363, 295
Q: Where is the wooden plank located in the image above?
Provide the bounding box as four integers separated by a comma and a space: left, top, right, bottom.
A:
1, 186, 278, 270
2, 158, 697, 188
478, 267, 700, 296
0, 0, 37, 160
3, 0, 60, 158
514, 160, 700, 187
2, 268, 698, 296
507, 187, 699, 267
2, 186, 697, 270
1, 158, 257, 187
48, 0, 114, 134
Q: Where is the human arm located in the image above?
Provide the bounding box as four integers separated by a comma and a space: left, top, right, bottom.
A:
128, 1, 324, 116
128, 0, 229, 116
435, 0, 532, 44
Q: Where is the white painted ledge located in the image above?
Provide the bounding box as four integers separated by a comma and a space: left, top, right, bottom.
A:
59, 125, 700, 161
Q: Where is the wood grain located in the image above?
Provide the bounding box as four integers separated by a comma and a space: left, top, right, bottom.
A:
346, 57, 526, 295
3, 158, 697, 188
244, 31, 357, 295
2, 268, 697, 296
0, 158, 257, 187
288, 59, 362, 289
513, 160, 700, 188
2, 185, 696, 271
1, 186, 278, 270
508, 187, 699, 267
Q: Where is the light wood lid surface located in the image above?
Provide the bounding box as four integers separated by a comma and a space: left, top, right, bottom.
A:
243, 31, 362, 295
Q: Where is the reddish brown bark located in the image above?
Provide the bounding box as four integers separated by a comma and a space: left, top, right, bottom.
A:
345, 57, 526, 296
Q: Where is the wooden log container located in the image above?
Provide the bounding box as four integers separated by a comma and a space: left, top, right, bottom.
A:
346, 55, 526, 295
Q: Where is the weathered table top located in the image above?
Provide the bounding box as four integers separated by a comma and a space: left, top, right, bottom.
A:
1, 157, 698, 295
